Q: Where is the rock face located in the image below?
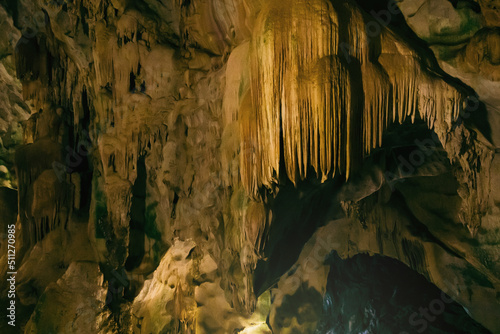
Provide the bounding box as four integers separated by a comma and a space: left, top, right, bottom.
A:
0, 0, 499, 333
0, 4, 30, 189
24, 262, 109, 334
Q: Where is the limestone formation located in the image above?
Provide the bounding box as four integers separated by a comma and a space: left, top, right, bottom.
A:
0, 0, 499, 333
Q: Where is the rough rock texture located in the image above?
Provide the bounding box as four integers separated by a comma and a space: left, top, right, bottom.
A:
0, 0, 499, 333
24, 262, 110, 334
0, 3, 30, 189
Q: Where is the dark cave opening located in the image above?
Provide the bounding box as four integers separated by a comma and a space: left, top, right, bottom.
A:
254, 118, 450, 297
317, 253, 491, 334
253, 176, 345, 296
254, 116, 489, 333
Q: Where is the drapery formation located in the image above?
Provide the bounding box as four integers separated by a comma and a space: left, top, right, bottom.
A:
241, 0, 467, 195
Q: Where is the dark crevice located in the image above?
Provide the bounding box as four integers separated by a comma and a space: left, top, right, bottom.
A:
0, 0, 19, 26
125, 155, 146, 271
79, 1, 89, 35
254, 176, 345, 296
448, 0, 482, 12
171, 192, 179, 219
129, 71, 136, 92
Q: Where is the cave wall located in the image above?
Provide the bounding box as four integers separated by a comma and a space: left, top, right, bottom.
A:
0, 0, 499, 333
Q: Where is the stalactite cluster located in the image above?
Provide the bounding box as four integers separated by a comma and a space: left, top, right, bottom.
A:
1, 0, 498, 333
242, 0, 467, 196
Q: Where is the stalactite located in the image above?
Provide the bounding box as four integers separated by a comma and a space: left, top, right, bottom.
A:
248, 0, 341, 193
244, 0, 467, 196
94, 22, 116, 89
28, 170, 71, 244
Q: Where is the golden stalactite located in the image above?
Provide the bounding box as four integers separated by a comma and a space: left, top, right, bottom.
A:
241, 0, 466, 196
